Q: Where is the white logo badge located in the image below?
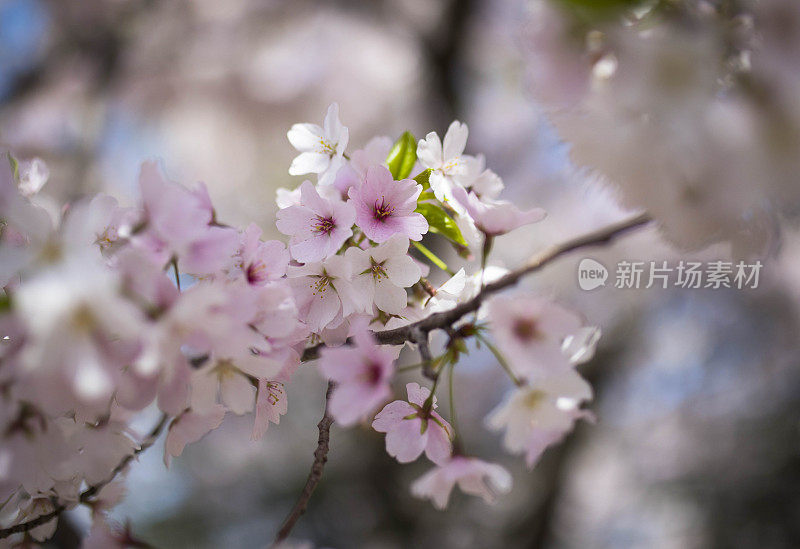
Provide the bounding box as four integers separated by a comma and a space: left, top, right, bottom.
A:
577, 258, 608, 291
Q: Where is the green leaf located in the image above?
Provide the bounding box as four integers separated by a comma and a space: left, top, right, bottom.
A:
386, 131, 417, 180
415, 202, 467, 247
6, 153, 19, 181
413, 168, 432, 191
0, 290, 11, 314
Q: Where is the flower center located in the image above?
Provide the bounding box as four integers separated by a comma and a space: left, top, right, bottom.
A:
373, 197, 394, 222
523, 389, 547, 410
310, 274, 333, 296
362, 361, 384, 384
319, 138, 336, 156
442, 158, 460, 173
312, 215, 336, 235
512, 318, 541, 342
246, 260, 267, 285
369, 257, 387, 281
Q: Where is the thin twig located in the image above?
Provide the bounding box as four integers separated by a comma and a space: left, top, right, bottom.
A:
412, 328, 436, 380
302, 213, 652, 360
0, 413, 169, 540
273, 381, 335, 545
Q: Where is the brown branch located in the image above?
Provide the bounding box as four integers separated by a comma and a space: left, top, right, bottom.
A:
0, 413, 169, 541
302, 212, 652, 361
273, 381, 335, 545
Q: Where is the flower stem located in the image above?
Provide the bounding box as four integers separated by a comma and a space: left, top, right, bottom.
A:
447, 360, 462, 453
412, 241, 454, 275
478, 334, 523, 387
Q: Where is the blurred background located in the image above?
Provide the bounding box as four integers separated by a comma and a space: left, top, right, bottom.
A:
2, 0, 800, 547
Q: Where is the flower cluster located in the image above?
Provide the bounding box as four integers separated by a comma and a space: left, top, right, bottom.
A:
0, 104, 596, 544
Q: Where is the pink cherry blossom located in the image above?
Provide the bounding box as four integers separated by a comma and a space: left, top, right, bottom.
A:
136, 162, 239, 275
276, 180, 355, 262
252, 380, 288, 440
347, 166, 428, 243
318, 320, 395, 426
164, 405, 226, 467
287, 255, 362, 334
452, 186, 546, 236
332, 135, 392, 196
410, 456, 512, 510
486, 369, 593, 468
234, 223, 289, 285
344, 234, 421, 314
487, 294, 584, 379
372, 382, 452, 465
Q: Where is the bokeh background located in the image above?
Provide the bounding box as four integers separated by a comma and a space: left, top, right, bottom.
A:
2, 0, 800, 547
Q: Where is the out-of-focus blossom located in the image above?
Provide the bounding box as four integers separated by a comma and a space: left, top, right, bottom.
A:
16, 157, 49, 197
136, 162, 238, 275
235, 223, 289, 285
452, 186, 546, 236
372, 382, 452, 465
164, 405, 226, 467
488, 294, 584, 379
486, 369, 593, 468
410, 456, 512, 510
252, 380, 288, 440
348, 166, 427, 243
318, 320, 395, 426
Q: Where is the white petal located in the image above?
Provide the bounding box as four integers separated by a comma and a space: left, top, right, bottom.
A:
417, 132, 443, 168
442, 121, 468, 161
287, 123, 324, 151
289, 152, 331, 175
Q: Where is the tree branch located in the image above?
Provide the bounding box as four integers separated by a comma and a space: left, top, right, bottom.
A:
273, 381, 335, 545
0, 413, 169, 540
302, 212, 652, 361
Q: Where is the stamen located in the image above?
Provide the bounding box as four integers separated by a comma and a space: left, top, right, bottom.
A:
373, 196, 394, 222
312, 215, 336, 235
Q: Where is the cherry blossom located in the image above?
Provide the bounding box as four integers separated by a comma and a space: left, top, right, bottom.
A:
276, 180, 356, 263
252, 380, 288, 440
318, 320, 395, 426
347, 165, 428, 243
235, 223, 290, 285
0, 104, 619, 542
333, 135, 392, 196
287, 102, 349, 186
487, 294, 584, 379
486, 369, 593, 467
287, 255, 362, 334
416, 121, 482, 208
345, 234, 421, 314
164, 405, 226, 467
410, 456, 512, 510
451, 186, 546, 236
16, 157, 49, 197
372, 382, 452, 465
136, 162, 239, 275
